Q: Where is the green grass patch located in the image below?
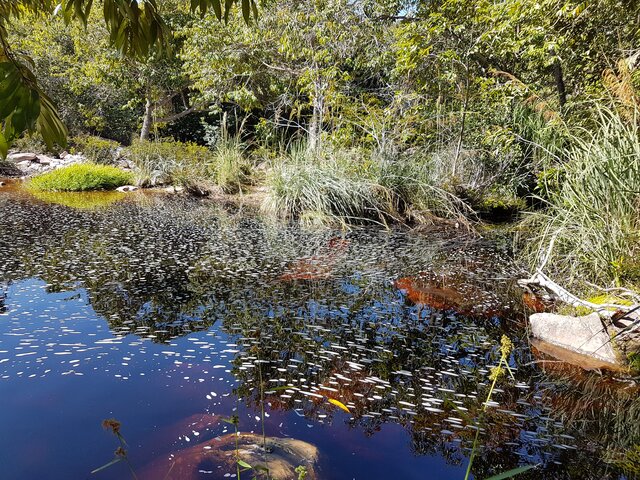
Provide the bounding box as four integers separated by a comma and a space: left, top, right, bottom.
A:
28, 163, 133, 192
520, 105, 640, 286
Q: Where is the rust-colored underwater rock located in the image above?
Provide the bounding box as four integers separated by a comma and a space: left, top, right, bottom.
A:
140, 433, 319, 480
394, 272, 509, 318
280, 237, 349, 281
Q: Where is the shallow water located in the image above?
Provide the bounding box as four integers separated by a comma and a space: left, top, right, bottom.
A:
0, 188, 637, 479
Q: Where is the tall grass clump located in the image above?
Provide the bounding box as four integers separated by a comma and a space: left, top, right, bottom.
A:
264, 161, 388, 227
521, 106, 640, 286
374, 151, 474, 223
28, 163, 133, 191
263, 145, 390, 226
206, 135, 252, 194
127, 139, 211, 193
263, 143, 473, 227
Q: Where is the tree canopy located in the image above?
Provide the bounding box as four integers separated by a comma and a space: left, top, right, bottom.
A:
0, 0, 257, 156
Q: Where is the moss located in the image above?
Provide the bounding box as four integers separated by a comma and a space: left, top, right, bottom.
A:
28, 163, 133, 192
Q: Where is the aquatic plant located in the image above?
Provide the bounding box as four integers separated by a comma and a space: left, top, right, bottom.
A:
464, 336, 537, 480
93, 418, 138, 479
28, 163, 133, 191
262, 142, 475, 227
263, 159, 391, 227
207, 134, 252, 194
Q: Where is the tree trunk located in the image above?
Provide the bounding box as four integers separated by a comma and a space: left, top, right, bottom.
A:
140, 96, 154, 141
453, 62, 470, 170
308, 76, 326, 152
552, 59, 567, 108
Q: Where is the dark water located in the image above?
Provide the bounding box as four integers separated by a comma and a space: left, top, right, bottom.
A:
0, 188, 638, 479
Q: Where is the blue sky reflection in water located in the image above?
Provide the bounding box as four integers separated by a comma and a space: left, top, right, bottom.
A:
0, 192, 635, 479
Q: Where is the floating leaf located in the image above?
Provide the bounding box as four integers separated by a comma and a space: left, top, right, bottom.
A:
328, 398, 350, 413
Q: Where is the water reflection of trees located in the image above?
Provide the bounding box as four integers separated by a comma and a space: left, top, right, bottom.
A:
1, 196, 634, 479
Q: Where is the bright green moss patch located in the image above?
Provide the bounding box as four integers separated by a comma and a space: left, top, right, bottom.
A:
28, 163, 133, 192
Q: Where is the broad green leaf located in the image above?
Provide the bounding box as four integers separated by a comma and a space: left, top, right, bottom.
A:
237, 459, 252, 469
0, 132, 8, 159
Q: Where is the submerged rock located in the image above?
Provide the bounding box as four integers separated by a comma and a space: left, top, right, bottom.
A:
529, 312, 620, 365
141, 433, 318, 480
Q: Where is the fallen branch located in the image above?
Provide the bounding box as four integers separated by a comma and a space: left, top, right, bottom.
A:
517, 271, 637, 319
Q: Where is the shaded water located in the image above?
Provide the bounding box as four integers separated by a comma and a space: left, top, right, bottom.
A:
0, 187, 638, 479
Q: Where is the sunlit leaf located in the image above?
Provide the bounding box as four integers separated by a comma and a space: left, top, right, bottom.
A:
328, 398, 350, 413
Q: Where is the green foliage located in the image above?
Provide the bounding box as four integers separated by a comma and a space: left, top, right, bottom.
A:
28, 163, 133, 191
12, 132, 51, 155
207, 136, 251, 194
521, 106, 640, 286
0, 0, 257, 151
72, 135, 120, 164
127, 139, 211, 189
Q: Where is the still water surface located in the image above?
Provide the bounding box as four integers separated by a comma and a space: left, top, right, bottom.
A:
0, 189, 636, 479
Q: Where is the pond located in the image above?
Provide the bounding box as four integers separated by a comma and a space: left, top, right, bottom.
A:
0, 186, 637, 480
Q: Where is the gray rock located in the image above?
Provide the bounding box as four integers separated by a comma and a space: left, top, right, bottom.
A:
529, 312, 619, 364
36, 155, 55, 165
8, 152, 38, 163
116, 185, 138, 192
16, 160, 32, 170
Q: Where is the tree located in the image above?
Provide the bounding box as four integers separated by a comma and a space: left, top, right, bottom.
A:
0, 0, 257, 156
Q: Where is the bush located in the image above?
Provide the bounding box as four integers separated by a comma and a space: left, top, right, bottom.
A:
28, 163, 133, 192
71, 135, 120, 164
12, 132, 54, 155
127, 138, 253, 195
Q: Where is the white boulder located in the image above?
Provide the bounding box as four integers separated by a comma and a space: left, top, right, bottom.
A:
529, 312, 619, 364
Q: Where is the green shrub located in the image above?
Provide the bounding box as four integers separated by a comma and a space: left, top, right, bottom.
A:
71, 135, 120, 164
28, 163, 133, 192
12, 132, 52, 155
